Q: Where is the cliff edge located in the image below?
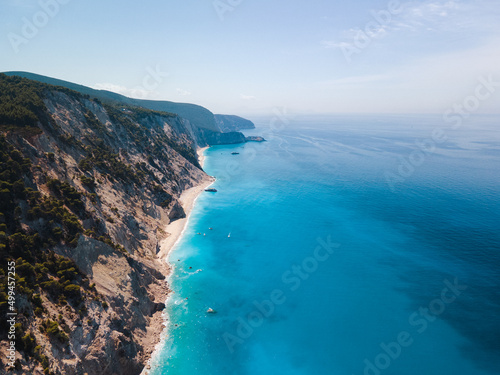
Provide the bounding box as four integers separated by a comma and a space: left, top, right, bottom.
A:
0, 74, 209, 374
3, 72, 256, 147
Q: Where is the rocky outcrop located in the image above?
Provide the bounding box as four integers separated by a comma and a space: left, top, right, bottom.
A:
54, 236, 162, 375
214, 114, 255, 132
196, 128, 247, 145
245, 136, 266, 142
168, 199, 186, 222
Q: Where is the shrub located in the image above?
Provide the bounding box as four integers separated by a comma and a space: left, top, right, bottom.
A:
32, 294, 43, 307
79, 175, 96, 189
44, 320, 69, 344
41, 279, 63, 295
21, 332, 36, 354
63, 284, 81, 298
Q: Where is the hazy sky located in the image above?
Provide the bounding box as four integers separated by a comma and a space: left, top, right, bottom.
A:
1, 0, 500, 115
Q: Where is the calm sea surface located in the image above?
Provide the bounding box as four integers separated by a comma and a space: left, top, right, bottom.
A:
148, 114, 500, 375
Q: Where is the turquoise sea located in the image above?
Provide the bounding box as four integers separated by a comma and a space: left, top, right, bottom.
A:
148, 115, 500, 375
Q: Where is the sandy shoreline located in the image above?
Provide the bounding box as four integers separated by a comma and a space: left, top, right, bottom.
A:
198, 146, 208, 169
142, 146, 212, 374
157, 146, 213, 259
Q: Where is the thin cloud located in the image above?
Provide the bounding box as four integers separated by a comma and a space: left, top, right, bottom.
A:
318, 36, 500, 113
321, 41, 351, 49
92, 83, 155, 99
241, 94, 256, 100
322, 0, 500, 51
176, 88, 191, 96
398, 0, 464, 31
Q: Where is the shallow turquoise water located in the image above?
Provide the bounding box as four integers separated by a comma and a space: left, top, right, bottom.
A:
149, 115, 500, 375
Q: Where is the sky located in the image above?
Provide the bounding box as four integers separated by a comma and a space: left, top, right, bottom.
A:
1, 0, 500, 116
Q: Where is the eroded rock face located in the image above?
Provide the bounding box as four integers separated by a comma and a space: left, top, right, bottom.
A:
214, 114, 256, 132
168, 199, 186, 222
54, 236, 166, 375
0, 81, 207, 374
197, 128, 247, 145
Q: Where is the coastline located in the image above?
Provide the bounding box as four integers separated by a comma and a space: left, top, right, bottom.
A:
142, 146, 213, 374
157, 146, 213, 260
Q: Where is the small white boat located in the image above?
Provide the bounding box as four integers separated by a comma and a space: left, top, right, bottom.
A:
228, 233, 231, 238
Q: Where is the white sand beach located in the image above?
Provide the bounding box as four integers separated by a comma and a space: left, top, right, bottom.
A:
157, 147, 213, 260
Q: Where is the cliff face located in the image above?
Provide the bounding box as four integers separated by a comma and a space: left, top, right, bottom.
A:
0, 75, 209, 374
3, 72, 253, 148
195, 128, 247, 145
214, 114, 255, 132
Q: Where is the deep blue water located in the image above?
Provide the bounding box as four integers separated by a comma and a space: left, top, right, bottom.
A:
148, 114, 500, 375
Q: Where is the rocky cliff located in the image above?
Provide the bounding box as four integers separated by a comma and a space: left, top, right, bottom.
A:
196, 128, 247, 145
0, 74, 210, 374
214, 114, 255, 132
3, 72, 254, 147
